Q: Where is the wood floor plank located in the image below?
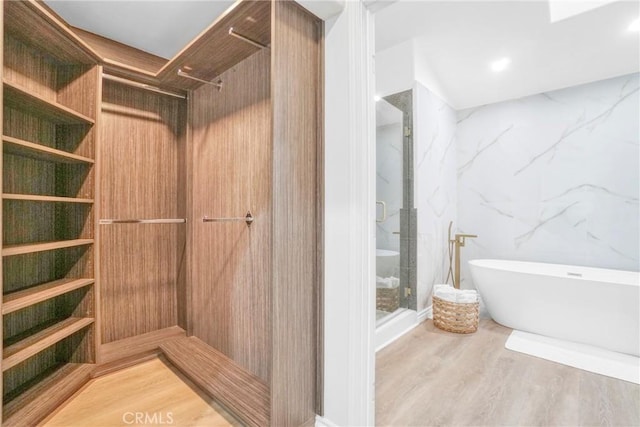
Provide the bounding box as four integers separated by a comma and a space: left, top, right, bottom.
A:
376, 319, 640, 426
43, 357, 241, 427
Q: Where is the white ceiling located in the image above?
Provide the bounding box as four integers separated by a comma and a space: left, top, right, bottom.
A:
44, 0, 640, 108
45, 1, 236, 59
375, 0, 640, 109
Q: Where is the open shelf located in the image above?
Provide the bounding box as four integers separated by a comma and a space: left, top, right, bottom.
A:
4, 0, 99, 65
2, 317, 94, 372
3, 193, 94, 204
3, 278, 95, 315
3, 80, 95, 125
2, 363, 94, 427
2, 135, 95, 164
2, 239, 94, 257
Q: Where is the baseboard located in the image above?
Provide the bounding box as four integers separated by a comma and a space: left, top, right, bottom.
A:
315, 415, 340, 427
506, 330, 640, 384
417, 305, 432, 322
376, 310, 418, 352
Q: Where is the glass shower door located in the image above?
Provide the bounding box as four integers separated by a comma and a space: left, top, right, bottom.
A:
376, 98, 404, 323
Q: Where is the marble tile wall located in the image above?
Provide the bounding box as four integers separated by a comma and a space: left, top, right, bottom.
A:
415, 82, 458, 310
457, 73, 640, 289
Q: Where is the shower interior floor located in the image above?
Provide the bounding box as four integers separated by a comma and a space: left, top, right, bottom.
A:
376, 318, 639, 426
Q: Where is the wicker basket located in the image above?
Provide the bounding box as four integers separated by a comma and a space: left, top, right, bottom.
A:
433, 295, 479, 334
376, 287, 400, 313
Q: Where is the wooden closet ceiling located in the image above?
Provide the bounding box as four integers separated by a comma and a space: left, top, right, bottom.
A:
47, 0, 272, 92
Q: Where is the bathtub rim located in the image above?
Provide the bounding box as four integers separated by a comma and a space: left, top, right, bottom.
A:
468, 258, 639, 287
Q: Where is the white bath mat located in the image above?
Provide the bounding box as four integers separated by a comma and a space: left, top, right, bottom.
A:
505, 330, 640, 384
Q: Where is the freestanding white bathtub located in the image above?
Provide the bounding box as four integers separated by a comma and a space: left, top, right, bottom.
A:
469, 259, 640, 357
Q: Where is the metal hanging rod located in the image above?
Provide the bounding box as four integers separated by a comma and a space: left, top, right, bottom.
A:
228, 27, 268, 49
177, 69, 223, 89
102, 73, 186, 99
203, 211, 254, 227
99, 219, 187, 225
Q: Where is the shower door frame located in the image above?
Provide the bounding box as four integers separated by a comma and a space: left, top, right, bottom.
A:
382, 90, 417, 311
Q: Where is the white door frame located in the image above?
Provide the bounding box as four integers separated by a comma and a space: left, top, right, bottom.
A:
320, 0, 377, 425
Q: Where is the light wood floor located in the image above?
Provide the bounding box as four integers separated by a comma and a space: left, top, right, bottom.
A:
376, 319, 640, 426
44, 357, 241, 427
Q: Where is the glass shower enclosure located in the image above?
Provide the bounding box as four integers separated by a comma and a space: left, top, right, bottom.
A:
375, 91, 416, 325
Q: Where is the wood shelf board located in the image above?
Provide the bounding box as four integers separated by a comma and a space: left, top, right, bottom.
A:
2, 363, 94, 427
2, 317, 95, 372
2, 239, 94, 257
3, 193, 94, 204
3, 135, 95, 164
158, 1, 270, 90
100, 326, 186, 364
160, 336, 270, 427
4, 80, 95, 125
72, 26, 168, 76
2, 278, 95, 315
4, 0, 100, 64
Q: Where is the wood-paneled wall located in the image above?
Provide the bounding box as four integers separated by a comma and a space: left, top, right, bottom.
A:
189, 49, 272, 383
98, 81, 186, 344
270, 2, 321, 424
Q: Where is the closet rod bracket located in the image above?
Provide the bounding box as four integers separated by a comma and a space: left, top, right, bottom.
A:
177, 69, 223, 90
228, 27, 269, 49
203, 211, 254, 227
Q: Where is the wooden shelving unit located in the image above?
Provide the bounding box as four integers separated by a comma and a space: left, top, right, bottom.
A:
3, 317, 95, 371
3, 278, 95, 315
3, 80, 95, 125
2, 363, 94, 427
2, 239, 95, 257
3, 135, 95, 165
1, 1, 100, 423
3, 194, 94, 204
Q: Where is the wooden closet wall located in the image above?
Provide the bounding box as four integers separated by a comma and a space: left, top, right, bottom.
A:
98, 80, 187, 353
1, 1, 322, 426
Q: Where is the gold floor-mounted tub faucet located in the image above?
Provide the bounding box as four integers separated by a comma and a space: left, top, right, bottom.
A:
447, 221, 477, 289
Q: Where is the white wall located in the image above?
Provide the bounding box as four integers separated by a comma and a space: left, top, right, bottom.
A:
457, 73, 640, 288
375, 40, 414, 97
414, 82, 458, 309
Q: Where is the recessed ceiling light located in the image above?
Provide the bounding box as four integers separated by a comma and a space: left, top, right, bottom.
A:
491, 58, 511, 71
374, 95, 382, 102
490, 58, 511, 72
629, 18, 640, 32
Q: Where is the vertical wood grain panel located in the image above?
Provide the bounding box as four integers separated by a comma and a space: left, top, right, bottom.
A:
98, 81, 183, 344
3, 34, 57, 101
57, 65, 97, 120
1, 4, 5, 418
93, 66, 103, 363
176, 102, 188, 332
189, 49, 272, 383
270, 2, 320, 424
316, 19, 325, 416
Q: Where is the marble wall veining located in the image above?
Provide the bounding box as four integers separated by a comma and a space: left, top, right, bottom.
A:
415, 82, 458, 310
457, 73, 640, 289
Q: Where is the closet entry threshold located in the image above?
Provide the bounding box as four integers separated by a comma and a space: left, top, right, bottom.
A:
160, 336, 270, 427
